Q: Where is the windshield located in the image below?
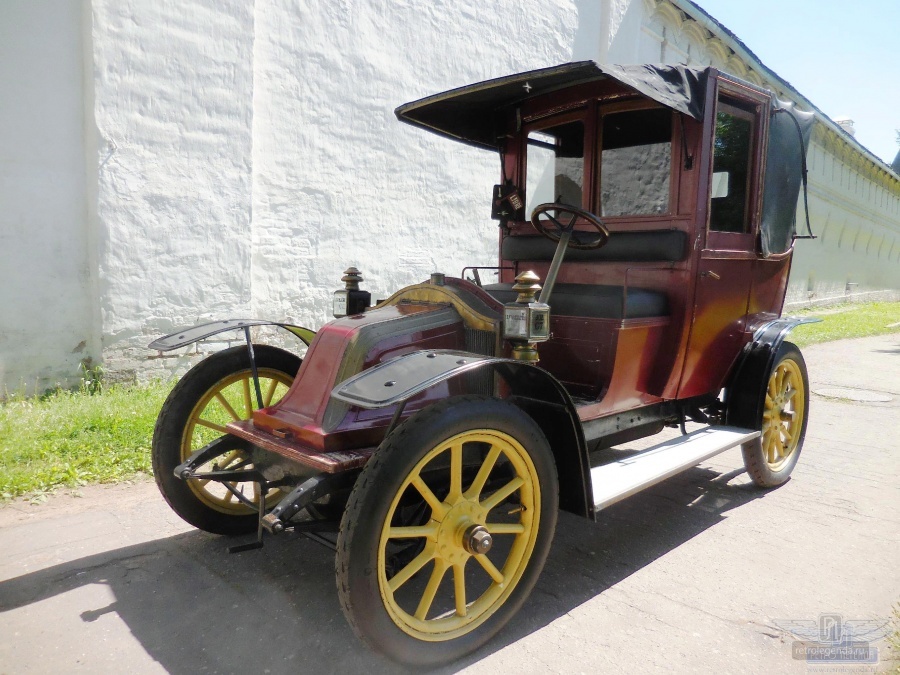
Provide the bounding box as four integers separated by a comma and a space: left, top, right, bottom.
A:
522, 110, 674, 220
525, 120, 584, 215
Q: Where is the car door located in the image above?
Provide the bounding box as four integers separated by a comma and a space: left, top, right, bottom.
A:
678, 82, 769, 399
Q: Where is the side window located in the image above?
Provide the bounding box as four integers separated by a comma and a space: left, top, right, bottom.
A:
525, 120, 584, 215
600, 108, 672, 217
709, 101, 755, 233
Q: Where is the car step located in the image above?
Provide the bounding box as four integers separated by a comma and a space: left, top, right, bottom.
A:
591, 425, 759, 512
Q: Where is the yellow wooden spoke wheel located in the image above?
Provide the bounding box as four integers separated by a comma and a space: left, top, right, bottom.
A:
152, 345, 301, 535
761, 356, 805, 469
740, 341, 809, 488
336, 396, 558, 666
181, 367, 294, 515
378, 428, 539, 639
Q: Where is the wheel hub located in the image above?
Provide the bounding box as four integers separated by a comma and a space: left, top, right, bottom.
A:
462, 524, 493, 555
433, 499, 488, 564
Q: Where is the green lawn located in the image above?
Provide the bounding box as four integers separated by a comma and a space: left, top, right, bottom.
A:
788, 301, 900, 347
1, 300, 898, 502
0, 381, 171, 500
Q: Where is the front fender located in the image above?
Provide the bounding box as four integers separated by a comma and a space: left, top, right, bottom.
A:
148, 319, 315, 351
332, 350, 592, 518
331, 350, 510, 409
725, 316, 819, 428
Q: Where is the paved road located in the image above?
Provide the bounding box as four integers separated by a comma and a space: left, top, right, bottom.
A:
1, 334, 898, 674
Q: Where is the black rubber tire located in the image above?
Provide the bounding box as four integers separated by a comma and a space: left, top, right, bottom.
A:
741, 341, 809, 488
152, 345, 301, 535
335, 395, 558, 666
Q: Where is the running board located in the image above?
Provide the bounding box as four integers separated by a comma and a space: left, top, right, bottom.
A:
591, 426, 760, 512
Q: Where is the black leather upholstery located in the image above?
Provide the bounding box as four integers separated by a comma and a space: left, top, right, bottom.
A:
484, 282, 668, 319
501, 231, 687, 263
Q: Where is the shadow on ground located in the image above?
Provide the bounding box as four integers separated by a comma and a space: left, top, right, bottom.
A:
0, 464, 768, 674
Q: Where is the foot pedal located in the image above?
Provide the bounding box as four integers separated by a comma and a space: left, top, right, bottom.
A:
228, 479, 269, 554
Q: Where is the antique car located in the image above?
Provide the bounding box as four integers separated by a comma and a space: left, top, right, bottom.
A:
149, 62, 816, 665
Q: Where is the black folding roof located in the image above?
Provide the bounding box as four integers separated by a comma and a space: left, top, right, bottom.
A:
395, 62, 711, 151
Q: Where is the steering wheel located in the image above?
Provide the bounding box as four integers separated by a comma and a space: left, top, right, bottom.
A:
530, 203, 610, 250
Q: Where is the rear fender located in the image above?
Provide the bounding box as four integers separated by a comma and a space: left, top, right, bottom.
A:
725, 316, 819, 428
148, 320, 315, 351
331, 350, 592, 518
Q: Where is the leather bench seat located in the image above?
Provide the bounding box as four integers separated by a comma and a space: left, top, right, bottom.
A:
501, 231, 687, 263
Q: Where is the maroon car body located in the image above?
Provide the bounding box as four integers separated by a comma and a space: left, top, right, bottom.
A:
220, 63, 812, 485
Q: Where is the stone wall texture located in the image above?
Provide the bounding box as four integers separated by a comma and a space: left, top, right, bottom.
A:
1, 0, 898, 394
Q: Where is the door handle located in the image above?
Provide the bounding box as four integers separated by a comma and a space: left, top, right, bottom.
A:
701, 270, 721, 280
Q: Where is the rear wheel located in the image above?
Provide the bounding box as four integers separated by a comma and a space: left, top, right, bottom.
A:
741, 341, 809, 487
336, 396, 558, 666
152, 345, 301, 534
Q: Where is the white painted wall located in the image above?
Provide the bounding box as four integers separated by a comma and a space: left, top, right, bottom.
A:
89, 0, 257, 381
787, 134, 900, 304
249, 0, 582, 329
0, 0, 96, 395
88, 0, 585, 381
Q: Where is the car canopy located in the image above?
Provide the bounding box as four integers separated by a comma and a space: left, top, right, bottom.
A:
395, 62, 710, 151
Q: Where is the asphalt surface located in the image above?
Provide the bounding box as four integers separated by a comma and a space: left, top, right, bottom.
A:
1, 334, 898, 674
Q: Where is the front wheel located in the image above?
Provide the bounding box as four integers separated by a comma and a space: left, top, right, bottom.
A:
335, 396, 558, 666
152, 344, 301, 535
740, 341, 809, 487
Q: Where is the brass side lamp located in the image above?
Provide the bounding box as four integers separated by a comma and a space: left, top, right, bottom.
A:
502, 271, 550, 362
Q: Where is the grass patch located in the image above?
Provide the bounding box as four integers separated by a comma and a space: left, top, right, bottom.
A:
789, 301, 900, 348
0, 381, 172, 501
